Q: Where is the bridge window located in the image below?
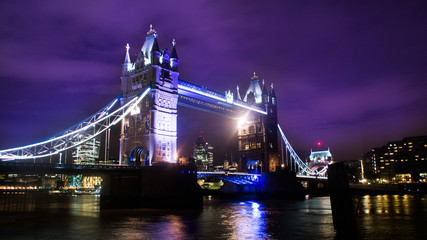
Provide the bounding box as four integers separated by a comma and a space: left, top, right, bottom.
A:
257, 143, 261, 148
245, 144, 250, 150
249, 126, 255, 134
242, 129, 247, 135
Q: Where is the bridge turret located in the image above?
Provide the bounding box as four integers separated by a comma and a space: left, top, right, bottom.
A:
122, 43, 133, 75
243, 72, 263, 104
140, 24, 161, 66
120, 26, 179, 166
150, 37, 161, 66
237, 73, 279, 173
170, 39, 179, 71
270, 83, 276, 106
261, 79, 269, 105
236, 85, 242, 100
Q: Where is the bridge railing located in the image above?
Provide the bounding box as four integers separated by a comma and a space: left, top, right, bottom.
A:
0, 87, 151, 161
198, 171, 261, 185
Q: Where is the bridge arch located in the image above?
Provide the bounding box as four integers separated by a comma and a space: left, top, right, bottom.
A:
129, 147, 149, 166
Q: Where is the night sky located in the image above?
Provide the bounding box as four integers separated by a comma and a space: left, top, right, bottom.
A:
0, 1, 426, 162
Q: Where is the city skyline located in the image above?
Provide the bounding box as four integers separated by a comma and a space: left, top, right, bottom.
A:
0, 1, 426, 161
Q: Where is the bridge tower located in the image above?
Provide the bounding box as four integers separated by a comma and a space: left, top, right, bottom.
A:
237, 73, 279, 172
119, 26, 179, 165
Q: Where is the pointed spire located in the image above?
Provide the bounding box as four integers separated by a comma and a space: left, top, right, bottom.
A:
261, 80, 268, 104
170, 39, 179, 70
236, 85, 242, 100
262, 80, 268, 95
244, 72, 262, 103
122, 43, 133, 74
171, 39, 179, 59
251, 72, 259, 81
124, 43, 131, 64
271, 83, 276, 97
152, 37, 160, 52
147, 24, 157, 36
270, 83, 276, 105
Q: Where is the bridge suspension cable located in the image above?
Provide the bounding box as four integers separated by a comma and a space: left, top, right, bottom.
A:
0, 87, 151, 161
277, 124, 327, 176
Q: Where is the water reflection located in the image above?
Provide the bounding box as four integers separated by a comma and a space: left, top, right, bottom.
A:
4, 193, 425, 239
223, 201, 269, 239
355, 194, 427, 240
0, 194, 336, 239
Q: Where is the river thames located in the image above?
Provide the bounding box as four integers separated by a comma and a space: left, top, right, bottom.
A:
0, 193, 426, 239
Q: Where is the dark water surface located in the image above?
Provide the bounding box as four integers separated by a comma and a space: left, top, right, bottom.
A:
0, 193, 426, 239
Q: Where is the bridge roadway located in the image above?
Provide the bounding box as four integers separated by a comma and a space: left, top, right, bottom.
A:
198, 171, 327, 183
0, 162, 327, 179
0, 162, 327, 188
0, 162, 145, 175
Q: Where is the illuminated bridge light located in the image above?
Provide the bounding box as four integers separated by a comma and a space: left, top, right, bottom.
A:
0, 87, 151, 160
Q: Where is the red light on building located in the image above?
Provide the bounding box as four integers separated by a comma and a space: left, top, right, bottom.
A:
317, 141, 322, 146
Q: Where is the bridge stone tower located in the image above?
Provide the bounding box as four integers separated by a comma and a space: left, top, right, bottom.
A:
237, 73, 279, 172
119, 26, 179, 165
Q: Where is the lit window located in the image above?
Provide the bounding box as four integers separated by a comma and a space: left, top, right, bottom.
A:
249, 126, 255, 134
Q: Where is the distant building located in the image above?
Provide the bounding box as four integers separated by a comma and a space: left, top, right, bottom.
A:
345, 160, 364, 183
193, 134, 214, 170
72, 134, 101, 165
363, 136, 427, 182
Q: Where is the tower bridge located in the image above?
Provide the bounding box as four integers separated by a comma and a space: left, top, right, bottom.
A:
0, 26, 327, 179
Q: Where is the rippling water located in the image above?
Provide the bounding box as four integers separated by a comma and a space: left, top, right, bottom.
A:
0, 193, 425, 239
